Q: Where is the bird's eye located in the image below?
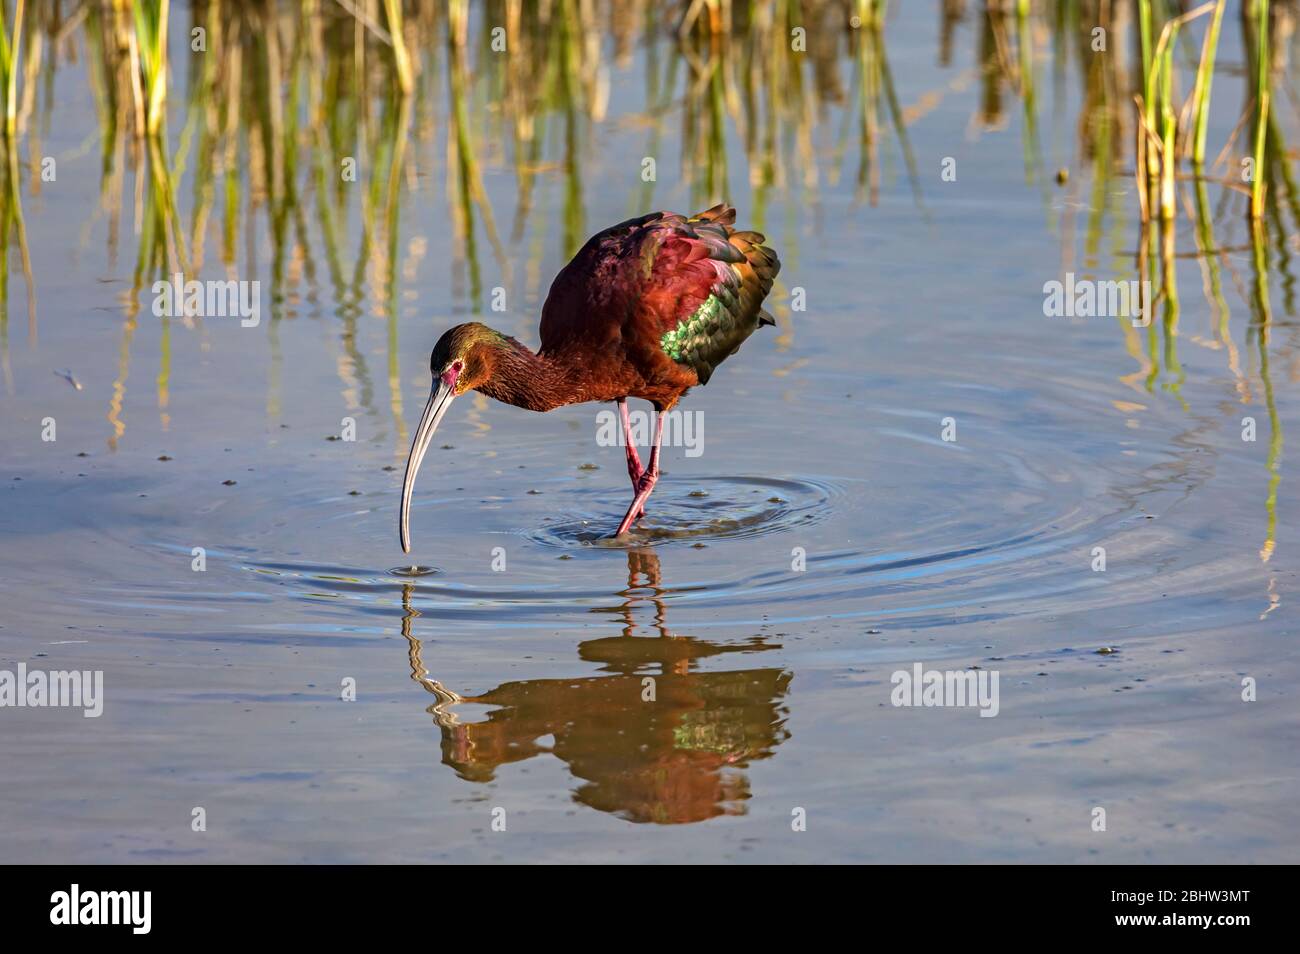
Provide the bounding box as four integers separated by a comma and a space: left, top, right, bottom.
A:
453, 360, 464, 373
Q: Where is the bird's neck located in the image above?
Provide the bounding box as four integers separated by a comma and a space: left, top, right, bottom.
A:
476, 337, 580, 412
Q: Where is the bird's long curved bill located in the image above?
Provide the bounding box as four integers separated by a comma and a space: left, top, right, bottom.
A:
399, 382, 456, 553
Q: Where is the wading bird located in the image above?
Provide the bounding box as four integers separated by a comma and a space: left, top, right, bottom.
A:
399, 204, 780, 551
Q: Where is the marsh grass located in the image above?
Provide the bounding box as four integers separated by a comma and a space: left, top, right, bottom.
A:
1188, 0, 1225, 166
0, 4, 1289, 337
0, 1, 1292, 545
1249, 0, 1271, 219
0, 0, 25, 141
0, 0, 32, 363
132, 0, 169, 137
1132, 2, 1217, 222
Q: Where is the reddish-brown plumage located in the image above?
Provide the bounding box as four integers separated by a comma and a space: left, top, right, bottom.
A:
400, 204, 781, 547
534, 204, 779, 410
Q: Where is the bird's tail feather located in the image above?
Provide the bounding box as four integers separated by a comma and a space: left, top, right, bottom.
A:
691, 203, 737, 227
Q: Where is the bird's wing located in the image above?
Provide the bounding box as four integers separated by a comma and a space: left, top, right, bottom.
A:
539, 204, 780, 385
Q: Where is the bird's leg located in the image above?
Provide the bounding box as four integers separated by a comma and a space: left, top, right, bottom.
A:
619, 398, 644, 483
619, 398, 648, 522
615, 411, 664, 536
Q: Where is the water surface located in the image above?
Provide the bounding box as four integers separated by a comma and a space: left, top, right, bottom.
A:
0, 1, 1297, 863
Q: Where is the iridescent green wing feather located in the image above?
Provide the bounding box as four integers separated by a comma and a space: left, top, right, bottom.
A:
537, 205, 780, 387
650, 206, 780, 384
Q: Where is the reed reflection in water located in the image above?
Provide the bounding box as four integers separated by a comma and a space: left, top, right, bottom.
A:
0, 0, 1296, 858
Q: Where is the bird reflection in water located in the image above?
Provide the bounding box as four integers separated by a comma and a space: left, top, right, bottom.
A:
399, 549, 792, 824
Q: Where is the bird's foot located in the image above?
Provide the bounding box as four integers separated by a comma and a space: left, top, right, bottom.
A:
615, 471, 658, 537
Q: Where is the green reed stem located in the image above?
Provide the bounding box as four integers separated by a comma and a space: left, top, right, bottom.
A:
1190, 0, 1225, 166
383, 0, 414, 96
0, 0, 25, 140
1159, 38, 1176, 218
132, 0, 170, 136
1250, 0, 1270, 219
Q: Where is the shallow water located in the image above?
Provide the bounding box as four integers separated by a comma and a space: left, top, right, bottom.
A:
1, 2, 1298, 862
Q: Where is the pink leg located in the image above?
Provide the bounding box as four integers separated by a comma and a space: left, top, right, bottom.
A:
619, 398, 643, 484
615, 411, 664, 536
619, 399, 647, 523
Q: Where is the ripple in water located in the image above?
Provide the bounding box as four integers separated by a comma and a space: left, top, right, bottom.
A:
524, 474, 841, 548
216, 437, 1255, 637
390, 565, 441, 577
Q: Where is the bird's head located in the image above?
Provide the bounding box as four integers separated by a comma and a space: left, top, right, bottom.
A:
399, 323, 505, 553
429, 322, 503, 396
